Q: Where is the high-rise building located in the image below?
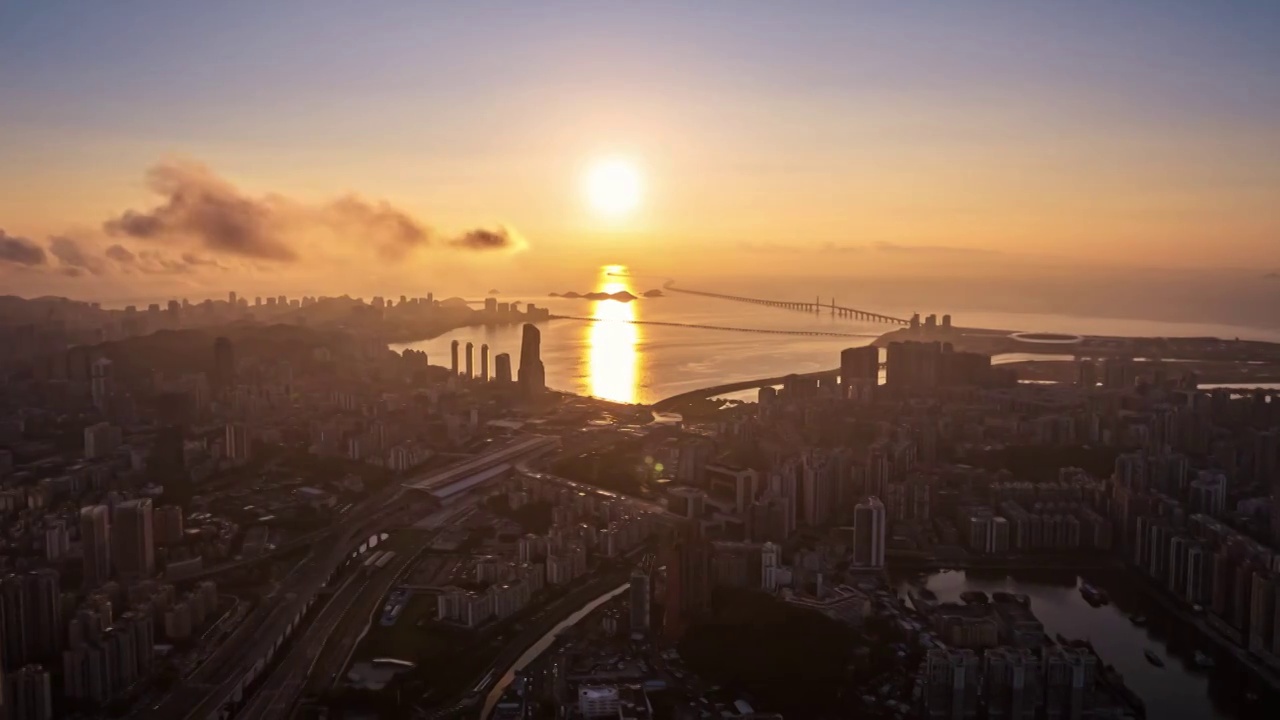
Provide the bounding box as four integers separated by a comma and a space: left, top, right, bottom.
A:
629, 567, 651, 632
450, 340, 460, 375
464, 341, 474, 379
984, 647, 1041, 720
150, 425, 188, 503
661, 528, 710, 642
480, 344, 490, 382
212, 336, 235, 392
923, 648, 980, 719
24, 569, 62, 663
853, 497, 886, 569
1, 574, 29, 669
83, 422, 122, 460
11, 664, 53, 720
225, 422, 250, 462
112, 499, 155, 583
840, 346, 879, 390
154, 505, 185, 545
518, 324, 546, 396
90, 357, 113, 411
494, 353, 513, 383
80, 505, 111, 591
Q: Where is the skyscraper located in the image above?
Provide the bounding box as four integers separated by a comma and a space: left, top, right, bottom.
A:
661, 526, 710, 642
450, 340, 460, 375
518, 323, 546, 396
629, 567, 651, 632
11, 664, 53, 720
1, 574, 29, 669
80, 505, 111, 590
212, 336, 235, 392
494, 353, 513, 383
24, 569, 63, 663
464, 342, 474, 379
83, 422, 122, 460
111, 499, 155, 583
840, 346, 879, 389
480, 343, 490, 382
853, 497, 886, 569
225, 422, 251, 462
90, 357, 113, 411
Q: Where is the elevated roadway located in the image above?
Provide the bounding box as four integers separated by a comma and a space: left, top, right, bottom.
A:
650, 368, 840, 412
141, 435, 560, 720
663, 282, 909, 325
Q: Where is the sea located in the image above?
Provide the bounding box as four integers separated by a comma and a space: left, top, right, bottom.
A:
390, 268, 1280, 405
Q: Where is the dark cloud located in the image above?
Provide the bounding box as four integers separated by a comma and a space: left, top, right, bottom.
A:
0, 230, 47, 266
180, 252, 227, 269
327, 196, 430, 258
49, 236, 106, 275
450, 227, 515, 250
1265, 272, 1279, 280
101, 160, 520, 264
104, 161, 296, 261
59, 267, 84, 278
105, 244, 137, 263
872, 241, 997, 255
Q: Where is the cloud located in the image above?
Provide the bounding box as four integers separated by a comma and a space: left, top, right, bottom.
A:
1265, 271, 1279, 280
0, 230, 48, 266
326, 196, 430, 259
49, 236, 106, 275
105, 244, 136, 262
102, 159, 521, 264
450, 227, 516, 250
871, 241, 997, 255
104, 161, 297, 261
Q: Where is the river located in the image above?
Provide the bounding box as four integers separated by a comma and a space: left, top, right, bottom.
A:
480, 582, 630, 718
391, 268, 1280, 406
899, 569, 1277, 720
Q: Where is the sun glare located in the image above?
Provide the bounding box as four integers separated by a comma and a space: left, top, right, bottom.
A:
584, 158, 641, 218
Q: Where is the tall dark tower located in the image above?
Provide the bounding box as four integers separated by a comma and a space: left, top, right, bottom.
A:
480, 344, 490, 382
212, 337, 235, 392
464, 342, 474, 379
450, 340, 460, 375
517, 323, 545, 396
494, 353, 513, 383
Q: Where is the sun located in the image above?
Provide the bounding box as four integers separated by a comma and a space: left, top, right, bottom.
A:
584, 158, 642, 218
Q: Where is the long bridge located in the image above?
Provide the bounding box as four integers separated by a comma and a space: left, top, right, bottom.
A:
662, 281, 910, 325
549, 314, 880, 339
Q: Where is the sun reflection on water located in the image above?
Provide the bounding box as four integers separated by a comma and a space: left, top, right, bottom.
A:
587, 266, 639, 403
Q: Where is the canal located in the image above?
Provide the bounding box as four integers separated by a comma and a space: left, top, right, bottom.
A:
899, 569, 1276, 719
480, 582, 630, 718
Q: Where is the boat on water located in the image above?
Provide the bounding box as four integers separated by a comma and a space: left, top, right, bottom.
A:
1144, 649, 1165, 667
1128, 614, 1147, 626
1193, 651, 1215, 668
1080, 583, 1109, 606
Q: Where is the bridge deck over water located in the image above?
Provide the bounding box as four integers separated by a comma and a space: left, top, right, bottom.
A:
664, 282, 910, 325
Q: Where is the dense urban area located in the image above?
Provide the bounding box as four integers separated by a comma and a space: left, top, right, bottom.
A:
0, 291, 1279, 719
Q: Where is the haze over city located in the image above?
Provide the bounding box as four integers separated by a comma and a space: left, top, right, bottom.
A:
3, 2, 1280, 317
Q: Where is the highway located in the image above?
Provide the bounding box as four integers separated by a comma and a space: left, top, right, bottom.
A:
239, 529, 430, 719
142, 436, 554, 720
649, 368, 839, 411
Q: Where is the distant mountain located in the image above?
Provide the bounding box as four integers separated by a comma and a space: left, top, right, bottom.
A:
547, 290, 637, 302
643, 289, 665, 298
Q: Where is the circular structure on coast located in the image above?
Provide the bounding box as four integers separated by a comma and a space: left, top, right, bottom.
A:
1009, 331, 1084, 345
